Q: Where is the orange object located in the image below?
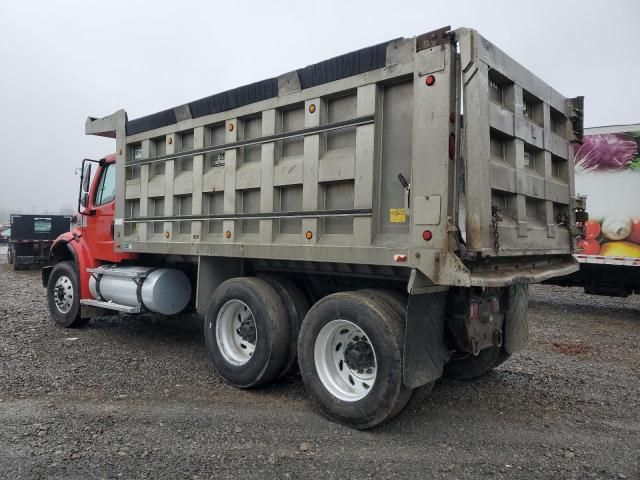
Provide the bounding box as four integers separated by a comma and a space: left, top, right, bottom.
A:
577, 238, 600, 255
584, 219, 601, 240
628, 218, 640, 244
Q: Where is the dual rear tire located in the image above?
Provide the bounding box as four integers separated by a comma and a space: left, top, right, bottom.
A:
204, 276, 308, 388
205, 280, 421, 429
297, 291, 413, 429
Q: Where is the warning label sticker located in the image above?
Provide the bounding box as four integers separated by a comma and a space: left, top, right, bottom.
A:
389, 208, 407, 223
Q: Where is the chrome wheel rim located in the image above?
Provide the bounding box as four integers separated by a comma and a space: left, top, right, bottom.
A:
53, 275, 74, 314
215, 299, 257, 366
314, 319, 377, 402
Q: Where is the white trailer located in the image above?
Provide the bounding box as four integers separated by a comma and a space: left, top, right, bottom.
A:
553, 124, 640, 296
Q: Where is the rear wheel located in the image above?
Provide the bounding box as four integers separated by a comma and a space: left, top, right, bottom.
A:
298, 291, 411, 429
443, 346, 508, 380
47, 261, 88, 328
204, 277, 290, 388
259, 275, 310, 377
360, 289, 436, 409
444, 286, 525, 380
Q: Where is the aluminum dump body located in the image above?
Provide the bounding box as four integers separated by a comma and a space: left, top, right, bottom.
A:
87, 27, 581, 287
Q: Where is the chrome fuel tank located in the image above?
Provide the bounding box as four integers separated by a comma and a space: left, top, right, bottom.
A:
89, 265, 191, 315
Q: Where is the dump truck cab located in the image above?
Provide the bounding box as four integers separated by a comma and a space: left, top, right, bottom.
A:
43, 154, 138, 300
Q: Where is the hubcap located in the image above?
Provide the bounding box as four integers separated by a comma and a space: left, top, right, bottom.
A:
53, 275, 74, 314
215, 299, 257, 366
314, 319, 377, 402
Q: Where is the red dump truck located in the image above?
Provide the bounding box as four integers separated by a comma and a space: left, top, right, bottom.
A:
42, 27, 584, 428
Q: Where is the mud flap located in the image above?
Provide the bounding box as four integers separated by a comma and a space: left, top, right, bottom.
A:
503, 284, 529, 354
41, 266, 53, 288
403, 291, 449, 389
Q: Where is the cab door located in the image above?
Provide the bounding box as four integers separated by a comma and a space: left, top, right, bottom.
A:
85, 162, 132, 262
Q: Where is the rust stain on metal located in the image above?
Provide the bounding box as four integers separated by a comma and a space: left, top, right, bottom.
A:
416, 26, 451, 51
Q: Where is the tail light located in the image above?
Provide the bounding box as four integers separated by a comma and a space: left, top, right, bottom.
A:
490, 297, 500, 313
470, 302, 479, 321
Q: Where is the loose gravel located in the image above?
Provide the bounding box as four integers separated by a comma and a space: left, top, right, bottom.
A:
0, 245, 638, 479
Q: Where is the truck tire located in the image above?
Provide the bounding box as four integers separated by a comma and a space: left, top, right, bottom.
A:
259, 275, 310, 377
298, 291, 412, 429
444, 285, 527, 380
443, 346, 508, 380
204, 277, 290, 388
359, 289, 436, 410
47, 261, 88, 328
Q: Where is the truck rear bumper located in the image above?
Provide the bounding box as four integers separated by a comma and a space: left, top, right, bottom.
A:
467, 255, 579, 287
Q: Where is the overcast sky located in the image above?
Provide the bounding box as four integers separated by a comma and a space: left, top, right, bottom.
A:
1, 0, 638, 213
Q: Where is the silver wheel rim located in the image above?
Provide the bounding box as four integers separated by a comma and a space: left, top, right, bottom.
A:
314, 319, 377, 402
53, 275, 74, 314
215, 299, 257, 366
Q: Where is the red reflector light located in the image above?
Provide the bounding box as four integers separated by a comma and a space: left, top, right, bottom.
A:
422, 230, 433, 241
490, 297, 500, 313
470, 303, 479, 320
425, 75, 436, 86
394, 254, 408, 262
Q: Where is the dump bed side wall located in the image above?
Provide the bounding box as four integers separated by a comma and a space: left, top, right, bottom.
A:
99, 29, 579, 287
459, 29, 578, 256
113, 37, 460, 284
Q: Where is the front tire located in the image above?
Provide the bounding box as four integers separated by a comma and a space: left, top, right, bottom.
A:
298, 291, 411, 429
47, 261, 88, 328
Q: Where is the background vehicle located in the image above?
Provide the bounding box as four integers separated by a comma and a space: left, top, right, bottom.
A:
0, 224, 10, 243
551, 124, 640, 297
43, 26, 583, 428
8, 214, 71, 270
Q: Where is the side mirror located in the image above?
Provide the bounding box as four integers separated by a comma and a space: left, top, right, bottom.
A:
77, 159, 98, 216
82, 163, 92, 193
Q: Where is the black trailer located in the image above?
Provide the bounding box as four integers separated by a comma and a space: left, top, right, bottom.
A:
7, 215, 71, 270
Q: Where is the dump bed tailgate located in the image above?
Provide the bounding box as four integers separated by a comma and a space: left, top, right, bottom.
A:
457, 28, 583, 257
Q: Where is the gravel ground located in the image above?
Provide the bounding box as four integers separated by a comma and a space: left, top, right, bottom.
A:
0, 246, 638, 479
